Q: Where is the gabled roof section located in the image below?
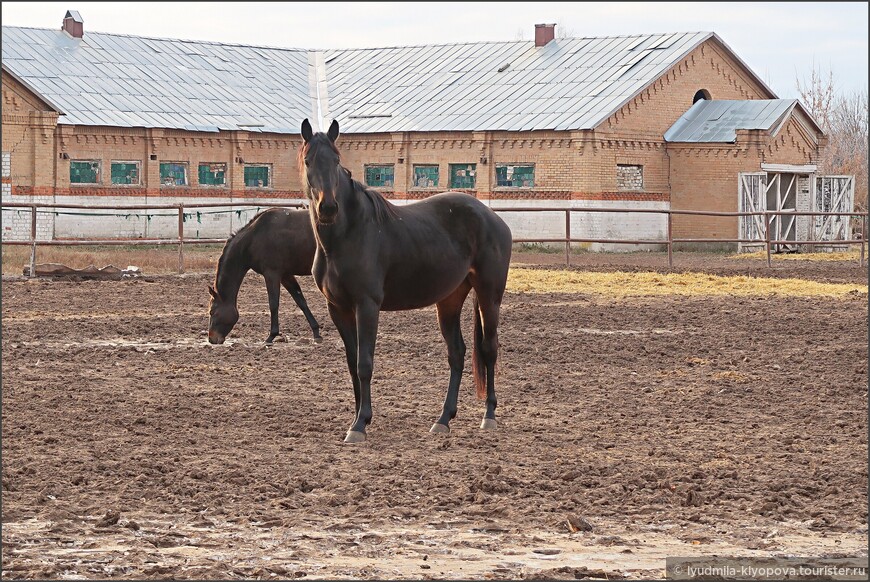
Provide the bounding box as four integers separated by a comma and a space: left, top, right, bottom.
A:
1, 24, 769, 135
1, 26, 311, 133
664, 99, 818, 143
2, 62, 66, 114
327, 31, 716, 133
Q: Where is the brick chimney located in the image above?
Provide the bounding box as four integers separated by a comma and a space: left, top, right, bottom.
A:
62, 10, 83, 38
535, 23, 556, 47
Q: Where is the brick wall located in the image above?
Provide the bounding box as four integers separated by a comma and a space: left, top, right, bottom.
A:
668, 116, 820, 243
1, 37, 826, 247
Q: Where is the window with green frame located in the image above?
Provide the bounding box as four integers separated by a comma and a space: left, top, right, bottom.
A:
70, 160, 100, 184
365, 165, 394, 188
496, 164, 535, 187
199, 162, 227, 186
449, 163, 477, 189
160, 162, 188, 186
111, 161, 140, 185
244, 165, 270, 188
413, 165, 439, 188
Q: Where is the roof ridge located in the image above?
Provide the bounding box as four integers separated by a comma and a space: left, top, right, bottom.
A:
1, 23, 710, 53
0, 23, 308, 53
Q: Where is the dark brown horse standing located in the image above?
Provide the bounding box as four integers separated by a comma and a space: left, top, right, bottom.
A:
207, 207, 321, 344
299, 118, 512, 443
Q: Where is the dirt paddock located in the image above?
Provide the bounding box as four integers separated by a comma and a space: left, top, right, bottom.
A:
2, 252, 868, 580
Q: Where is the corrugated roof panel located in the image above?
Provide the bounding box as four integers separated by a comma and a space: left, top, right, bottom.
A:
664, 99, 797, 142
3, 26, 722, 133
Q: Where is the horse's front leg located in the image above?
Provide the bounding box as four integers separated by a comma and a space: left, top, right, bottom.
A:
327, 302, 361, 418
345, 299, 380, 443
265, 272, 282, 344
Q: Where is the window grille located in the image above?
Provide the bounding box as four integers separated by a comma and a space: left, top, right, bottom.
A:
496, 164, 535, 187
449, 164, 476, 189
199, 162, 227, 186
365, 165, 394, 187
70, 160, 101, 184
160, 162, 188, 186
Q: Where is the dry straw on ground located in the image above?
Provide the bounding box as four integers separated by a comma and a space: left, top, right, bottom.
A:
728, 250, 862, 262
507, 267, 868, 297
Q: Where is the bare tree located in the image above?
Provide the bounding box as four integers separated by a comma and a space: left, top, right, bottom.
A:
797, 66, 869, 214
556, 22, 575, 38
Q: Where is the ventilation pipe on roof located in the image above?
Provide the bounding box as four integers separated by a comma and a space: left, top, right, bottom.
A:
535, 23, 556, 47
62, 10, 84, 38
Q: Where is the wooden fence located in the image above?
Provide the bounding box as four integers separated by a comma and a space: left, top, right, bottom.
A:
2, 201, 867, 275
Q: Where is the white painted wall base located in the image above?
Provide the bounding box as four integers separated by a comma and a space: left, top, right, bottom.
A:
2, 194, 670, 252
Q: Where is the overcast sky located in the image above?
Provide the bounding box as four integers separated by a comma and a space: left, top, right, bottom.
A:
2, 2, 867, 99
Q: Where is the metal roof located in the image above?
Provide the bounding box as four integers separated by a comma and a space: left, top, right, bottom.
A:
664, 99, 797, 142
1, 25, 771, 134
1, 26, 311, 134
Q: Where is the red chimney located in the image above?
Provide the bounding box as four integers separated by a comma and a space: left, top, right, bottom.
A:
535, 23, 555, 47
62, 10, 83, 38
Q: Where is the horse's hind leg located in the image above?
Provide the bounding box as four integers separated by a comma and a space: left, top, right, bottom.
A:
265, 272, 282, 344
431, 282, 472, 433
470, 275, 506, 430
477, 297, 501, 429
282, 275, 322, 342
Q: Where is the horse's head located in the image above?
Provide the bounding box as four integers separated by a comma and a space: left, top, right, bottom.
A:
207, 284, 238, 344
300, 118, 342, 225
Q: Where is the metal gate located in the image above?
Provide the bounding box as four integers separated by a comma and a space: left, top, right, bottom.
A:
740, 171, 855, 252
814, 175, 855, 245
738, 172, 767, 250
766, 173, 798, 252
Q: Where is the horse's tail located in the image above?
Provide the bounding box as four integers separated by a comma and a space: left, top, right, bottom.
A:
472, 293, 487, 401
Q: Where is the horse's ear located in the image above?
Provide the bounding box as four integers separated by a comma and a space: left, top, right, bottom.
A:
301, 119, 313, 143
208, 285, 219, 300
327, 119, 339, 142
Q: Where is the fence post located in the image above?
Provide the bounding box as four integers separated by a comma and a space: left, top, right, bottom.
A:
28, 204, 37, 278
667, 211, 673, 268
764, 211, 772, 268
177, 205, 184, 274
861, 213, 866, 268
565, 210, 571, 267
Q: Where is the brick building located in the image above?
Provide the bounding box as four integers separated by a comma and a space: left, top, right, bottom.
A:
1, 12, 852, 250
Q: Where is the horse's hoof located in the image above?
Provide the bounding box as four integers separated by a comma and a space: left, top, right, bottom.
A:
344, 430, 367, 443
313, 336, 323, 344
429, 423, 450, 434
480, 418, 498, 430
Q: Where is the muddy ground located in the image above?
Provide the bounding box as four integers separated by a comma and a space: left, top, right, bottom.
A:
2, 252, 868, 580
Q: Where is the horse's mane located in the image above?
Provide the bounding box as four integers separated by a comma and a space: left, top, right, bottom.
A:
352, 177, 399, 224
297, 137, 398, 225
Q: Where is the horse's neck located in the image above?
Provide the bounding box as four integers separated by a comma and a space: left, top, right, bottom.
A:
215, 231, 252, 301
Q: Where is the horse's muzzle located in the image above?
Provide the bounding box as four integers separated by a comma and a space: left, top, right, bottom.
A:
208, 331, 225, 344
317, 200, 338, 224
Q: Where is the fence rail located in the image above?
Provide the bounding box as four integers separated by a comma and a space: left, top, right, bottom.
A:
2, 201, 867, 275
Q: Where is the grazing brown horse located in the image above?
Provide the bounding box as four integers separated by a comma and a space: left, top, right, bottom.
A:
207, 207, 321, 345
299, 118, 512, 443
